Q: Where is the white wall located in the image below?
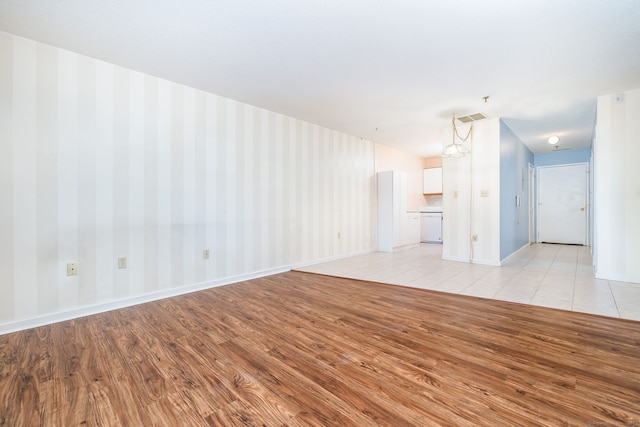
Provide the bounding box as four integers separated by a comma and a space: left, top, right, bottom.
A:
593, 88, 640, 283
442, 118, 501, 265
471, 119, 501, 265
0, 32, 376, 331
442, 148, 471, 262
374, 143, 433, 210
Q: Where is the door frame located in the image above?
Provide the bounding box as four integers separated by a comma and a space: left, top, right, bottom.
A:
529, 163, 535, 244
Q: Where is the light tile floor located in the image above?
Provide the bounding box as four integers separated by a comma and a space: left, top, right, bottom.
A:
296, 243, 640, 321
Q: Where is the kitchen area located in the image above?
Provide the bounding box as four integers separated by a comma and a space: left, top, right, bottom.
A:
377, 165, 443, 252
420, 166, 443, 244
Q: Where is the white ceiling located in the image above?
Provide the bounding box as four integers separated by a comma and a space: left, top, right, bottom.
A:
1, 0, 639, 157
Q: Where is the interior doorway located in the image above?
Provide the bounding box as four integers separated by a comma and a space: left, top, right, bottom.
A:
537, 163, 588, 245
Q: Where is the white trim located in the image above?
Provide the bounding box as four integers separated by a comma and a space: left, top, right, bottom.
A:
289, 248, 374, 269
0, 248, 375, 335
1, 269, 282, 335
500, 242, 530, 265
529, 163, 535, 244
595, 271, 640, 284
443, 255, 500, 266
393, 243, 422, 252
442, 254, 471, 263
471, 258, 501, 267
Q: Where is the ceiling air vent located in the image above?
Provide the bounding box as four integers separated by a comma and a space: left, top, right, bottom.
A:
456, 112, 488, 123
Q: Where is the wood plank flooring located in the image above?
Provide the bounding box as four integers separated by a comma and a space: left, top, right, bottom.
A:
1, 271, 639, 426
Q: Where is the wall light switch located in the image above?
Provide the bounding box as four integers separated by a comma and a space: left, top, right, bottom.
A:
118, 257, 127, 269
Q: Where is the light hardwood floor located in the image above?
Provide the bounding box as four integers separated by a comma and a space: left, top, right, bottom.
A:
297, 243, 640, 321
1, 271, 639, 426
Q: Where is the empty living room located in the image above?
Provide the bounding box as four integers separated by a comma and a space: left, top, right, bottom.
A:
1, 1, 640, 425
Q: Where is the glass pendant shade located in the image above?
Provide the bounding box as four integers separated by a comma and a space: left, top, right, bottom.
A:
442, 142, 469, 158
441, 115, 473, 158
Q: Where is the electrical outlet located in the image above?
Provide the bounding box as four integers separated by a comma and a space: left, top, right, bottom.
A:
480, 190, 489, 197
118, 256, 127, 269
472, 235, 478, 242
203, 249, 210, 259
337, 232, 341, 239
67, 262, 78, 276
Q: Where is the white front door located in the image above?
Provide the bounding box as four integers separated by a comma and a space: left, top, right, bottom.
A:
538, 163, 588, 245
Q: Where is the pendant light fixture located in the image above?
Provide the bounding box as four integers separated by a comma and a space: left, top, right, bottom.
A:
441, 115, 473, 158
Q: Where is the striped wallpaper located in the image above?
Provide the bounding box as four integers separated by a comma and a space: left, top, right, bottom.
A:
0, 32, 376, 328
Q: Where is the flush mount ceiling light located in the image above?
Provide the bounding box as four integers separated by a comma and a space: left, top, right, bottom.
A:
548, 135, 560, 145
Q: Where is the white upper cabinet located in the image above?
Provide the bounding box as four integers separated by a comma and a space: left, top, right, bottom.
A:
423, 167, 443, 194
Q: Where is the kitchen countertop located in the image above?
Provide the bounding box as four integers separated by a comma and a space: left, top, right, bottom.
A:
419, 206, 443, 213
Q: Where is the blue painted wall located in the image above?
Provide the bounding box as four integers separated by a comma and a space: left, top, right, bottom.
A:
500, 121, 534, 260
534, 148, 591, 167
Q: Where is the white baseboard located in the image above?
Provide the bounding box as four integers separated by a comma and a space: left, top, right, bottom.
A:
471, 258, 501, 267
595, 271, 640, 284
442, 254, 500, 266
0, 249, 376, 336
500, 243, 531, 266
292, 248, 375, 269
442, 254, 471, 263
1, 267, 292, 335
393, 243, 421, 252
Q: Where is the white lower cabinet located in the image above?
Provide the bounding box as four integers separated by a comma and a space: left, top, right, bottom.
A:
402, 212, 421, 246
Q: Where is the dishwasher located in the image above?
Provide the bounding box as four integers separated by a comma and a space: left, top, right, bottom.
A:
420, 209, 443, 243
